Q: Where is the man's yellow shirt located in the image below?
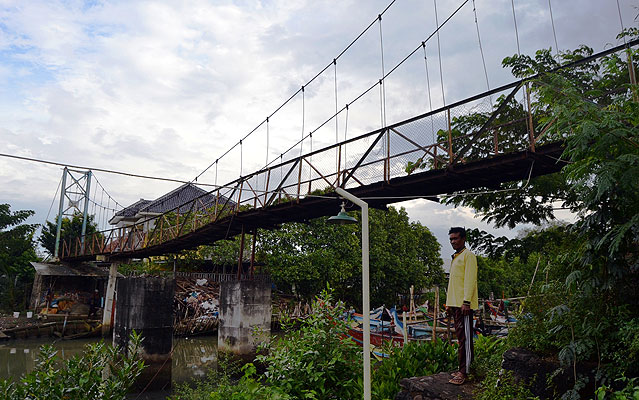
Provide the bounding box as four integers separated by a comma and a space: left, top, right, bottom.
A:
446, 248, 478, 309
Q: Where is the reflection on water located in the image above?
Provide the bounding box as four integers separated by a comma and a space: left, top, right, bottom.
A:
0, 335, 219, 399
172, 336, 218, 384
0, 337, 99, 380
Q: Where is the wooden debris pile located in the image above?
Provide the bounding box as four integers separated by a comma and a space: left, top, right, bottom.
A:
174, 277, 219, 336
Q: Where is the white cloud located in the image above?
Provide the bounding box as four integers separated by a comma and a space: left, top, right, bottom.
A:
0, 0, 635, 240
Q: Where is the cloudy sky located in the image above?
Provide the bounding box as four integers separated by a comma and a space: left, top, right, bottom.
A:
1, 0, 636, 253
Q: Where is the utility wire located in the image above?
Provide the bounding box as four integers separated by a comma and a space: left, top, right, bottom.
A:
548, 0, 559, 55
511, 0, 521, 55
0, 152, 218, 188
472, 0, 490, 92
616, 0, 626, 39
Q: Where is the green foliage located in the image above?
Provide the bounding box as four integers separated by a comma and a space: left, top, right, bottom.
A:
472, 335, 541, 400
596, 376, 639, 400
420, 32, 639, 398
0, 331, 145, 400
171, 361, 291, 400
507, 285, 564, 355
257, 288, 362, 399
616, 319, 639, 375
371, 340, 456, 399
39, 213, 101, 256
0, 203, 38, 310
475, 370, 541, 400
472, 335, 509, 379
172, 290, 461, 400
260, 206, 444, 308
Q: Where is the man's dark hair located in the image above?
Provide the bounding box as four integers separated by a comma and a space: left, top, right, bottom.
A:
448, 227, 466, 238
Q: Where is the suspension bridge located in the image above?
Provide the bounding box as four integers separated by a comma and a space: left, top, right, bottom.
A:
22, 1, 632, 262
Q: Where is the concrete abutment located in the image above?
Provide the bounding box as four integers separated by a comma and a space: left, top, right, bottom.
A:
218, 280, 271, 355
113, 276, 174, 391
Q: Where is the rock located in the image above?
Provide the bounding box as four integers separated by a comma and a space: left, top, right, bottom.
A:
395, 372, 477, 400
502, 347, 598, 399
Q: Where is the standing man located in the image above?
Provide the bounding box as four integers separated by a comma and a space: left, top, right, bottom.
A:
446, 227, 478, 385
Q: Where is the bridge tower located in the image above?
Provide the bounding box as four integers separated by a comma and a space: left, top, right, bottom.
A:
53, 167, 92, 259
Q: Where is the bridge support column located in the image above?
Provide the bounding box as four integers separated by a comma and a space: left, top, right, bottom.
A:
101, 262, 118, 336
218, 280, 271, 355
114, 277, 174, 391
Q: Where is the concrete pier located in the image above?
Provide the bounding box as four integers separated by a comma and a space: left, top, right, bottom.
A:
114, 277, 174, 391
218, 280, 271, 354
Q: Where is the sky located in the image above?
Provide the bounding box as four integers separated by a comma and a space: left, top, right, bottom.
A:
1, 0, 637, 254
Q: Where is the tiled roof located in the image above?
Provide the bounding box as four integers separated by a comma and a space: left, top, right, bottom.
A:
139, 183, 230, 214
112, 199, 152, 218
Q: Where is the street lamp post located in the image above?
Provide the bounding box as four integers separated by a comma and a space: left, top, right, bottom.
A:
328, 187, 370, 400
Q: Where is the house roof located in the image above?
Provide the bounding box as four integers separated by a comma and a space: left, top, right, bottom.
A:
138, 183, 220, 214
109, 183, 235, 226
108, 199, 152, 224
31, 262, 123, 277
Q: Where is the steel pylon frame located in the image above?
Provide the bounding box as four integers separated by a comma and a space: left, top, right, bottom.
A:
54, 167, 92, 259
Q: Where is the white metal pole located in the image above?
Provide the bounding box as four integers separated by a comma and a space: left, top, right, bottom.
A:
335, 187, 370, 400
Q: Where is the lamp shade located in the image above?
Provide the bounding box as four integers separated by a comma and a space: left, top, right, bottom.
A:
327, 202, 358, 225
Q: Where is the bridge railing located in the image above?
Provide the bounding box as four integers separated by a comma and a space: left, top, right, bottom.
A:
62, 81, 539, 259
62, 37, 639, 260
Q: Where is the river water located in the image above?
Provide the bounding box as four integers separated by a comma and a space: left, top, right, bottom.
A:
0, 335, 219, 399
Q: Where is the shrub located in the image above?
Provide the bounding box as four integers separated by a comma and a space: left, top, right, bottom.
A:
473, 335, 508, 379
0, 331, 145, 400
475, 369, 540, 400
371, 339, 456, 399
257, 288, 362, 399
171, 362, 291, 400
595, 376, 639, 400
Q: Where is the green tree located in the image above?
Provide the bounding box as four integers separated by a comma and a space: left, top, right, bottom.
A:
39, 213, 100, 256
259, 206, 444, 308
464, 32, 639, 397
0, 204, 38, 310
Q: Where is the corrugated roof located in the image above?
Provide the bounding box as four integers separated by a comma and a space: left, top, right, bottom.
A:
31, 262, 122, 277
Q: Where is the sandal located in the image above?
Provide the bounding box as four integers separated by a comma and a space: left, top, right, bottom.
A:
448, 374, 465, 385
451, 371, 463, 378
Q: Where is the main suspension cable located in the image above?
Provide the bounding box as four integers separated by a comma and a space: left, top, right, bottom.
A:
45, 174, 63, 222
259, 0, 469, 172
193, 0, 398, 183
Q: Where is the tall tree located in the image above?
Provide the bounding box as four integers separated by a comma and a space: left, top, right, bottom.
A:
0, 204, 38, 310
39, 213, 100, 256
444, 30, 639, 396
258, 206, 444, 308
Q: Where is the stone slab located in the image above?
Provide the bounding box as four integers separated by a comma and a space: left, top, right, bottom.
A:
395, 372, 477, 400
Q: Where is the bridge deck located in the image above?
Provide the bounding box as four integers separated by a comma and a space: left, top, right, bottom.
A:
65, 142, 563, 261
